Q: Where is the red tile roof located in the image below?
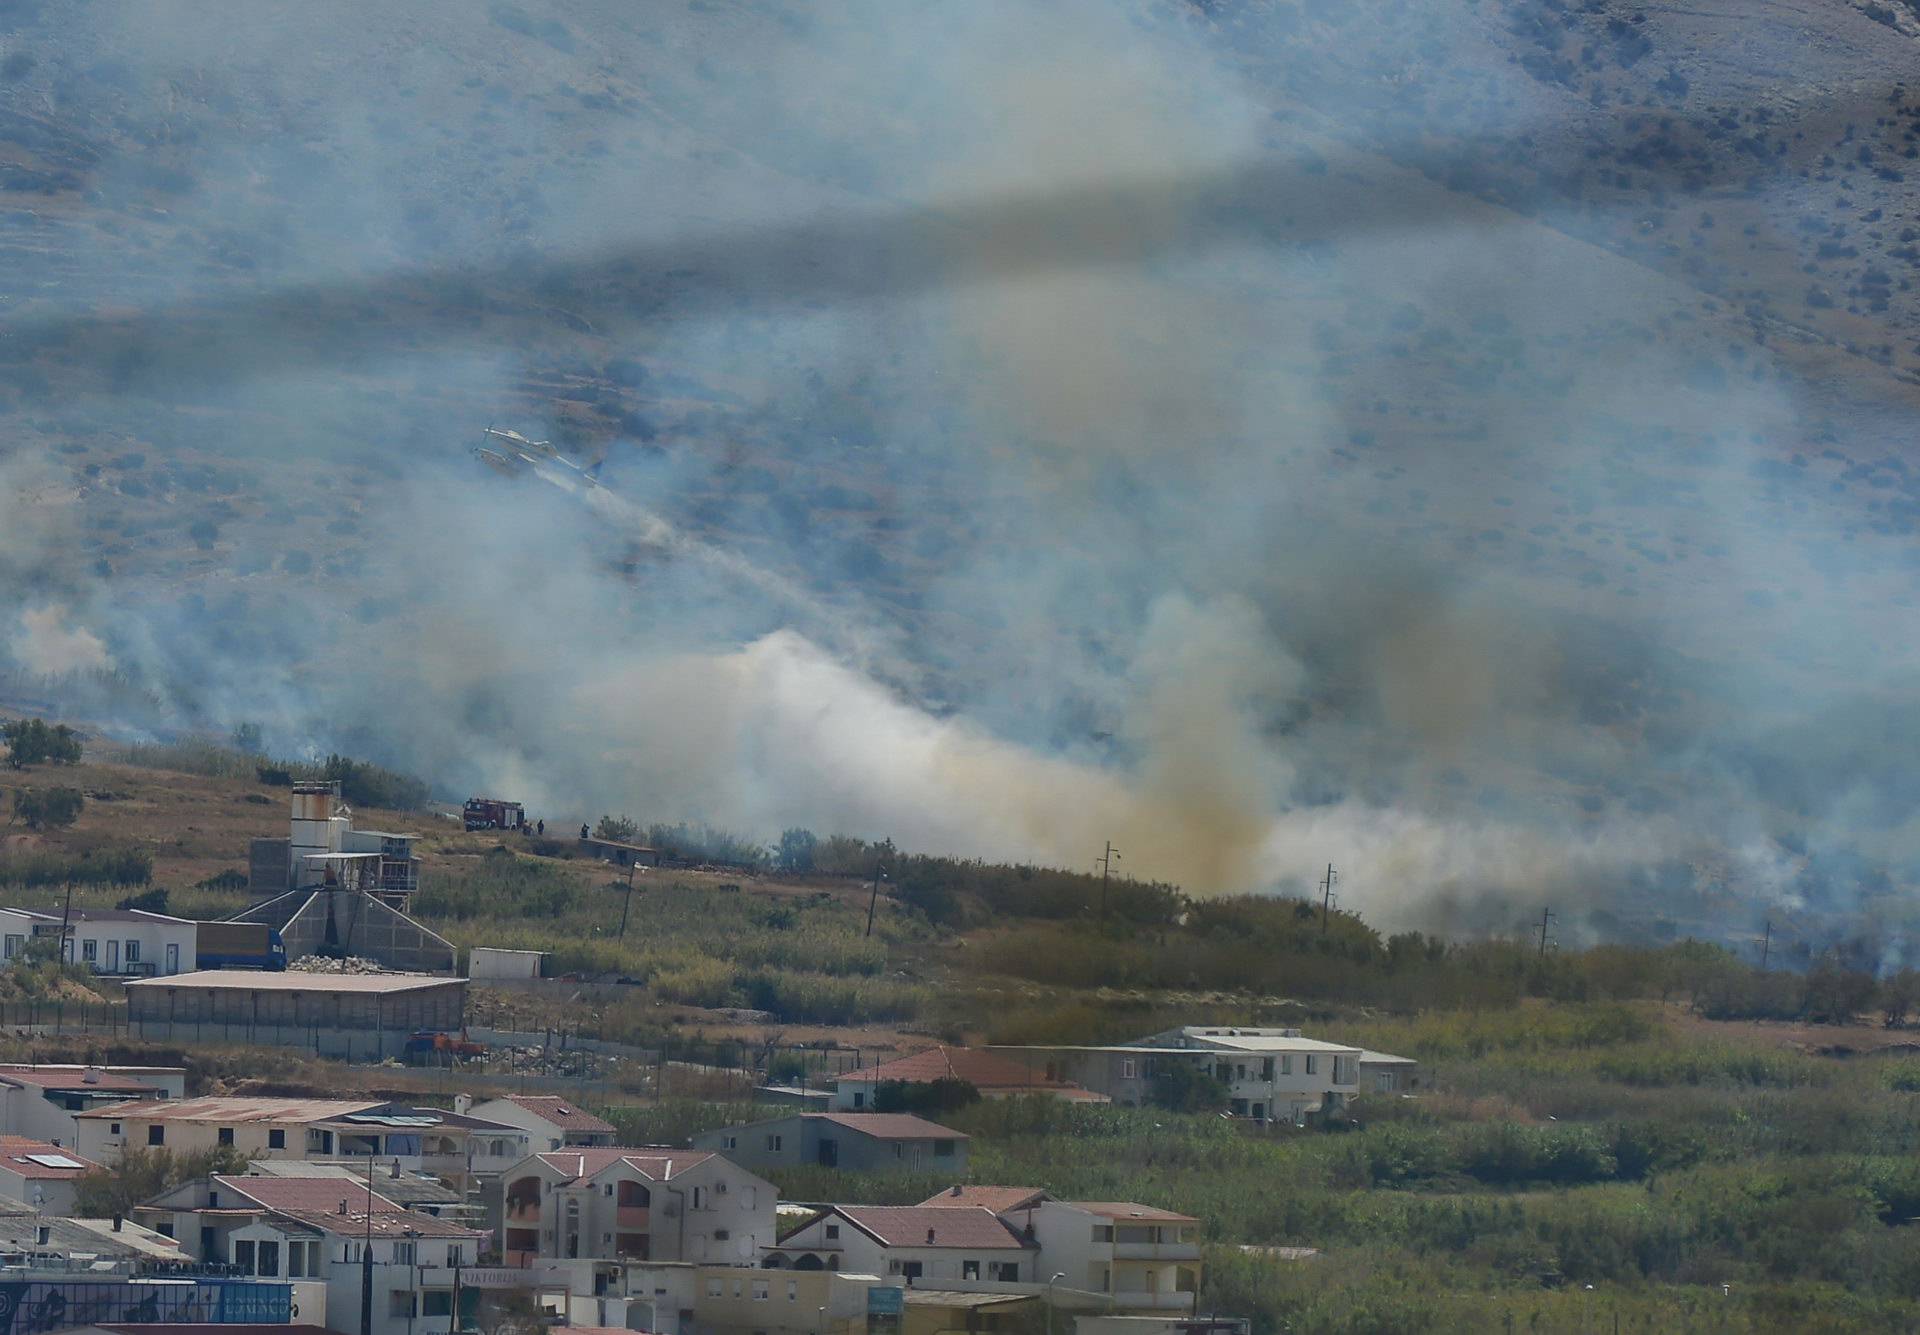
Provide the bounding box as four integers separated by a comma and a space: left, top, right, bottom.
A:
917, 1186, 1049, 1213
499, 1096, 615, 1134
808, 1113, 968, 1141
0, 1137, 98, 1179
215, 1176, 406, 1216
836, 1206, 1031, 1250
0, 1066, 160, 1093
77, 1096, 384, 1123
838, 1047, 1085, 1094
534, 1147, 716, 1183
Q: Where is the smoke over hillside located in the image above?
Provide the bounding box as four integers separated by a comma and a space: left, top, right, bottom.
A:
3, 0, 1919, 943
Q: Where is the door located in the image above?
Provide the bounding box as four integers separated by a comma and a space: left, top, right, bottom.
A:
165, 942, 180, 975
817, 1138, 838, 1168
105, 940, 120, 973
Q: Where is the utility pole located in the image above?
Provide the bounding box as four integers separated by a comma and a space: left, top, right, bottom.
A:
1319, 864, 1337, 935
360, 1155, 375, 1335
1760, 920, 1772, 971
618, 861, 637, 939
58, 878, 75, 966
1098, 842, 1121, 918
864, 854, 889, 938
1538, 906, 1556, 961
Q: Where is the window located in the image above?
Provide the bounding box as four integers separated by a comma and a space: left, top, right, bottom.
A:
962, 1260, 980, 1280
990, 1262, 1020, 1282
716, 1230, 731, 1241
234, 1241, 256, 1273
81, 939, 97, 963
126, 940, 140, 963
707, 1280, 724, 1299
1304, 1056, 1317, 1076
893, 1144, 904, 1159
606, 1184, 614, 1197
389, 1292, 416, 1318
1120, 1058, 1136, 1079
852, 1092, 865, 1108
733, 1281, 745, 1299
752, 1281, 769, 1302
692, 1187, 705, 1209
257, 1241, 279, 1276
825, 1224, 840, 1240
448, 1245, 464, 1266
423, 1292, 453, 1318
268, 1129, 285, 1150
394, 1242, 415, 1265
934, 1140, 955, 1158
109, 1123, 121, 1136
1093, 1225, 1113, 1242
765, 1135, 783, 1152
1279, 1056, 1292, 1076
723, 1135, 737, 1150
787, 1282, 798, 1301
218, 1127, 235, 1147
147, 1125, 165, 1147
2, 935, 18, 959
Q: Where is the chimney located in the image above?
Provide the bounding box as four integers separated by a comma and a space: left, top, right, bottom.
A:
926, 1228, 936, 1244
339, 1199, 350, 1216
949, 1186, 961, 1198
82, 1069, 99, 1086
453, 1094, 472, 1116
112, 1215, 122, 1233
391, 1159, 402, 1178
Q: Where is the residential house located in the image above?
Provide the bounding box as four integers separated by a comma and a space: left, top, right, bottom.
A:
903, 1290, 1039, 1335
462, 1095, 616, 1150
991, 1026, 1389, 1124
690, 1113, 968, 1175
73, 1097, 529, 1193
231, 1160, 468, 1217
0, 907, 198, 976
501, 1146, 776, 1272
134, 1174, 486, 1335
830, 1048, 1102, 1111
765, 1206, 1033, 1285
989, 1199, 1199, 1313
0, 1135, 99, 1213
1357, 1050, 1422, 1094
0, 1065, 175, 1146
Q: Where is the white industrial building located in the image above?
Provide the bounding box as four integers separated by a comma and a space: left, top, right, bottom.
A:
0, 906, 197, 976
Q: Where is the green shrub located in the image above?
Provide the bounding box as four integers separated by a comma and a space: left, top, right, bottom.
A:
12, 787, 83, 830
1, 718, 81, 768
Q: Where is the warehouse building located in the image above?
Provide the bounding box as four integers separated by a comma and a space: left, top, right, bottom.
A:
123, 970, 467, 1059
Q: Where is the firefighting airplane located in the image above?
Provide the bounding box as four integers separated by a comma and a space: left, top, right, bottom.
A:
471, 426, 606, 490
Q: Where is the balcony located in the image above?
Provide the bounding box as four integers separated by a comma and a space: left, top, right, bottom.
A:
505, 1201, 542, 1224
1111, 1242, 1202, 1262
504, 1250, 541, 1268
615, 1207, 649, 1231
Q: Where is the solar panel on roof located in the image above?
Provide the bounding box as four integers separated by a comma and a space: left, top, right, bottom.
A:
24, 1154, 84, 1169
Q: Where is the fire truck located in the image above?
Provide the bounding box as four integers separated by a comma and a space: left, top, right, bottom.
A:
463, 797, 526, 832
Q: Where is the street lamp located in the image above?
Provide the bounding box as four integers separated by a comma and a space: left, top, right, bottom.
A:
1046, 1273, 1066, 1335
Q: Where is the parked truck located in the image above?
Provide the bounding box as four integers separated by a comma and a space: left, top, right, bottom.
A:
195, 922, 288, 971
463, 797, 526, 832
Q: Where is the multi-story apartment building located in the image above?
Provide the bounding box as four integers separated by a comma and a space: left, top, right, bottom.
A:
501, 1147, 776, 1269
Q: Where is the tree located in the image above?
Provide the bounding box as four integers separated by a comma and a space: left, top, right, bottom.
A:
2, 718, 82, 769
1150, 1060, 1232, 1114
229, 722, 264, 754
776, 827, 817, 874
595, 814, 639, 842
116, 886, 170, 914
73, 1146, 248, 1217
13, 787, 83, 831
873, 1077, 980, 1116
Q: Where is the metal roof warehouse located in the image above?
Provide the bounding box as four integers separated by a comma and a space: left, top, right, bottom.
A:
122, 970, 465, 1059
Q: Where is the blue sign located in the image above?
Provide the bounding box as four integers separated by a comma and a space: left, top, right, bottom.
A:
867, 1286, 905, 1316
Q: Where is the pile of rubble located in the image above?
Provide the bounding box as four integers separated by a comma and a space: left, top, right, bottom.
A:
288, 954, 391, 974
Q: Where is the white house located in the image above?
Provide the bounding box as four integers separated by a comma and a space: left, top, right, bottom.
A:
0, 1065, 174, 1146
135, 1173, 485, 1335
0, 907, 197, 976
766, 1206, 1034, 1285
992, 1026, 1379, 1124
462, 1095, 616, 1151
690, 1113, 968, 1174
0, 1135, 98, 1214
922, 1191, 1200, 1312
501, 1146, 776, 1270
